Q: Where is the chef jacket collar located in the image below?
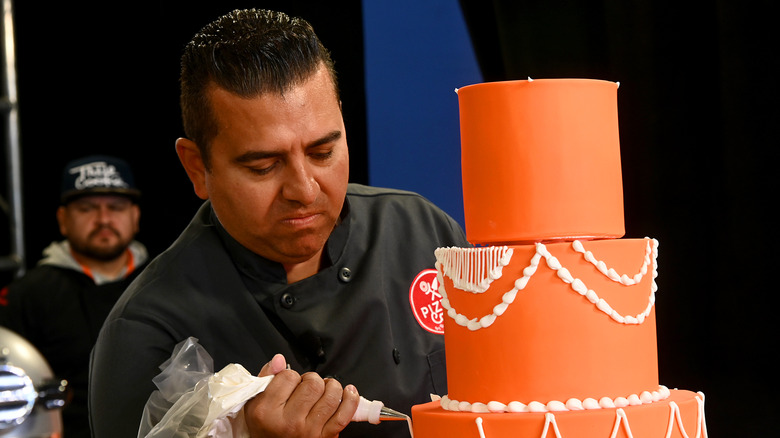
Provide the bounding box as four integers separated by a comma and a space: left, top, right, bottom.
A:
212, 197, 352, 285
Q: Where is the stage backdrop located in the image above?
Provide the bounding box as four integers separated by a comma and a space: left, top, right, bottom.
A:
362, 0, 481, 228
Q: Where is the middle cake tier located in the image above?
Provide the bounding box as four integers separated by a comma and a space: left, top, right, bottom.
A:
435, 237, 659, 408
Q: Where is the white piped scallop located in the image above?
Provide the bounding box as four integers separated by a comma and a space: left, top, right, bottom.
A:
546, 254, 562, 270
435, 238, 659, 330
599, 397, 616, 408
571, 278, 587, 294
472, 403, 489, 413
507, 401, 527, 412
557, 267, 573, 283
466, 319, 482, 332
547, 400, 568, 412
583, 398, 601, 410
487, 401, 506, 413
479, 314, 496, 328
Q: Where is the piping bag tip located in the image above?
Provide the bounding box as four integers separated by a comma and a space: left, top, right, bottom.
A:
379, 405, 409, 420
352, 396, 414, 437
352, 396, 410, 424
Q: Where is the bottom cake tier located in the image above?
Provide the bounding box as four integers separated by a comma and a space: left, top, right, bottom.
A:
411, 389, 707, 438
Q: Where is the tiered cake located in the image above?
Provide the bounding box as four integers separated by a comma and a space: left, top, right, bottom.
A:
411, 79, 707, 438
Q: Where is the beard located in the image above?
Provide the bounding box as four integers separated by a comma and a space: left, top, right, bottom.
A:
69, 226, 132, 261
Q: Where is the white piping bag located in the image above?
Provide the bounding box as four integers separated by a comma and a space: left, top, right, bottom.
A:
138, 337, 410, 438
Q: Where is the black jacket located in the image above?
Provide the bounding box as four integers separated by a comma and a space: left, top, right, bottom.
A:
1, 242, 148, 438
89, 184, 469, 438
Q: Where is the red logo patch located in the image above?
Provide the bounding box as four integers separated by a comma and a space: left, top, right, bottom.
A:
409, 269, 444, 334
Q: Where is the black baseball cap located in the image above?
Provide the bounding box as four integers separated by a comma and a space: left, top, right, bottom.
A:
60, 155, 141, 205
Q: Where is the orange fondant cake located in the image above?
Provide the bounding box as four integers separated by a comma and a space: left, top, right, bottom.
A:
413, 391, 706, 438
458, 79, 624, 245
411, 79, 708, 438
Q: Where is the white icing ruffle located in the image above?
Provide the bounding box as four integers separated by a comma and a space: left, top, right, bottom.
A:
435, 238, 659, 330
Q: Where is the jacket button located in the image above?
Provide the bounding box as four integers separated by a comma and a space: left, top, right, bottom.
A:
392, 348, 401, 364
338, 267, 353, 283
280, 292, 296, 309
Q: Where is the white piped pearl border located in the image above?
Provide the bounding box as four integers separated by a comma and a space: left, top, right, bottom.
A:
467, 392, 708, 438
439, 385, 671, 414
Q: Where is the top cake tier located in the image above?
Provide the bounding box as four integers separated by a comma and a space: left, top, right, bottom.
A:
457, 79, 625, 244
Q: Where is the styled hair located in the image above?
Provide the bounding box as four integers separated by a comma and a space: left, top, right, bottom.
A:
179, 9, 339, 167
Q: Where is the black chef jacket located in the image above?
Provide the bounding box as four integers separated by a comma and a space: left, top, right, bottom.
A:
89, 184, 469, 438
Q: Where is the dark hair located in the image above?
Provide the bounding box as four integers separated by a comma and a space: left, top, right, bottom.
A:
180, 9, 339, 167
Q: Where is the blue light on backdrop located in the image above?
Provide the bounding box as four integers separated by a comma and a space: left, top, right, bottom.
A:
362, 0, 482, 229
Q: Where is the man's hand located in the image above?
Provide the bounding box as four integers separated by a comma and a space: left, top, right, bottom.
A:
244, 354, 360, 438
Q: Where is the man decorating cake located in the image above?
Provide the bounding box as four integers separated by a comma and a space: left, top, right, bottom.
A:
89, 8, 468, 438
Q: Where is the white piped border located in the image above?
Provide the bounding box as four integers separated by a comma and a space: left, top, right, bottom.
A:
542, 412, 563, 438
457, 392, 708, 438
439, 385, 670, 414
435, 238, 658, 330
611, 408, 634, 438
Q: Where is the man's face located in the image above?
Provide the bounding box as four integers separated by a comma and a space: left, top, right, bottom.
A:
57, 195, 140, 261
195, 65, 349, 265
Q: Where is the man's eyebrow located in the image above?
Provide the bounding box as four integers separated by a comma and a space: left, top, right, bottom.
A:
307, 130, 342, 148
234, 150, 281, 163
234, 130, 342, 164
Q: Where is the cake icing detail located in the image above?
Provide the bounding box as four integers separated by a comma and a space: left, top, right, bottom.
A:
475, 417, 486, 438
438, 385, 670, 414
542, 413, 563, 438
435, 238, 658, 330
663, 394, 708, 438
611, 409, 634, 438
423, 392, 707, 438
694, 393, 708, 438
435, 245, 513, 293
571, 239, 655, 286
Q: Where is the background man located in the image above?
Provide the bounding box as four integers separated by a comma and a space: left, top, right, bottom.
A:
0, 154, 148, 438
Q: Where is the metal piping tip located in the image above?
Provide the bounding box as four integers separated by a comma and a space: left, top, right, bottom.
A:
379, 406, 409, 421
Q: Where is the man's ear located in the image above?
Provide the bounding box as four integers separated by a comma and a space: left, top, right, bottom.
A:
56, 206, 68, 237
175, 137, 209, 200
131, 204, 141, 234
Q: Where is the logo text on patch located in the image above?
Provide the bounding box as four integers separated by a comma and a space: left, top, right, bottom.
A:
409, 269, 444, 334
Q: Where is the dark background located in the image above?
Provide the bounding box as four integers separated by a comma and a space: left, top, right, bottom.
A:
2, 1, 777, 436
2, 0, 369, 262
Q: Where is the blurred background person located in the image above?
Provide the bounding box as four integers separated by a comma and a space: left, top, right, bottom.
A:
0, 154, 149, 438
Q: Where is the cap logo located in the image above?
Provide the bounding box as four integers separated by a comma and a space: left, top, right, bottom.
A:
409, 269, 444, 334
70, 161, 129, 190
